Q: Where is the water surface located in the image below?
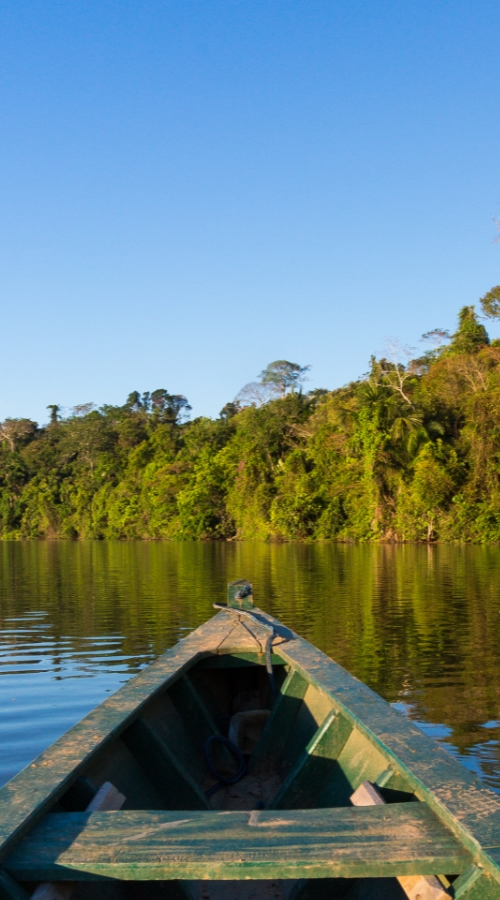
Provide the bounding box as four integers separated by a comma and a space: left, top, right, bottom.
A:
1, 542, 500, 790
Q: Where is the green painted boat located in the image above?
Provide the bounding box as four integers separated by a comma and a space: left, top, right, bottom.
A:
0, 580, 499, 900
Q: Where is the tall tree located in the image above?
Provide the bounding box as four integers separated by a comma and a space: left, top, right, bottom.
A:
258, 360, 310, 398
480, 285, 500, 319
449, 306, 489, 353
46, 405, 60, 426
0, 418, 37, 452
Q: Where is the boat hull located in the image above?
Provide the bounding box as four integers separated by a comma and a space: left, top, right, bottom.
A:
0, 605, 498, 899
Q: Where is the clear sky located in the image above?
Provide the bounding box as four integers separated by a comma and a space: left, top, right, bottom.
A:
1, 0, 499, 425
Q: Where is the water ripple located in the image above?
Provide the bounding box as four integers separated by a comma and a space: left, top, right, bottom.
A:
1, 541, 500, 791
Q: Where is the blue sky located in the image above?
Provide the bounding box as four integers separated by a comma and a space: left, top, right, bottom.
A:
1, 0, 499, 424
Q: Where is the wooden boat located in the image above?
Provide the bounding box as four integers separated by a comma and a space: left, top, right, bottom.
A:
0, 580, 500, 900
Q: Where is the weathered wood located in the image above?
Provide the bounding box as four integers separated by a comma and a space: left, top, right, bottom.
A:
167, 674, 235, 773
140, 693, 208, 783
86, 782, 125, 813
351, 780, 450, 899
266, 609, 500, 873
31, 782, 126, 900
81, 737, 165, 811
0, 612, 243, 865
350, 781, 386, 808
452, 864, 500, 899
1, 605, 500, 893
250, 668, 309, 773
272, 710, 353, 809
121, 718, 209, 810
168, 674, 223, 746
4, 805, 470, 882
317, 728, 393, 809
279, 685, 334, 776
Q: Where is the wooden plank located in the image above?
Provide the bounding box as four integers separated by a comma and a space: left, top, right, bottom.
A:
31, 782, 126, 900
80, 737, 165, 811
0, 612, 242, 865
167, 674, 235, 773
253, 607, 500, 873
351, 780, 450, 899
289, 774, 405, 900
140, 693, 208, 783
1, 605, 499, 889
186, 669, 230, 725
452, 864, 500, 899
85, 782, 125, 813
272, 710, 353, 809
4, 805, 471, 882
250, 668, 309, 774
168, 674, 223, 746
350, 782, 385, 807
317, 727, 395, 809
121, 718, 209, 810
279, 685, 334, 777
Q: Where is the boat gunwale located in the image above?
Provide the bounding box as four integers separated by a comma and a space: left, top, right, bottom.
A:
0, 608, 499, 888
0, 613, 235, 864
270, 616, 500, 885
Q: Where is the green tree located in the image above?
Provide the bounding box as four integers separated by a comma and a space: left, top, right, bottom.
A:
480, 285, 500, 319
0, 418, 37, 452
449, 306, 489, 354
258, 360, 310, 398
46, 405, 60, 426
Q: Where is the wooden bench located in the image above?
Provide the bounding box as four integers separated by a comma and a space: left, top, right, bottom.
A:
5, 803, 470, 882
30, 781, 125, 900
351, 781, 452, 900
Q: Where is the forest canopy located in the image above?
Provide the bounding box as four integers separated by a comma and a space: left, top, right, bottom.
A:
3, 295, 500, 543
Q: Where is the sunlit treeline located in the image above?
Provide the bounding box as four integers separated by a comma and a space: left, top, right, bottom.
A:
2, 305, 500, 542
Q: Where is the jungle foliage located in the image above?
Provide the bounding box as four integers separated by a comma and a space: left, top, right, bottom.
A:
4, 299, 500, 542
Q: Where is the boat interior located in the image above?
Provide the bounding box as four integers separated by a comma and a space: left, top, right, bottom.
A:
3, 649, 462, 900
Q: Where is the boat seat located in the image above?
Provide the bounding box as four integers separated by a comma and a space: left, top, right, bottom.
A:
351, 780, 453, 899
4, 803, 471, 882
30, 781, 126, 900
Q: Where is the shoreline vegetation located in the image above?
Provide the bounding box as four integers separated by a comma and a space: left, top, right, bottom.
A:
4, 292, 500, 543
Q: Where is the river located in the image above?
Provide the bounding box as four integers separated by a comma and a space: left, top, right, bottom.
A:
1, 541, 500, 791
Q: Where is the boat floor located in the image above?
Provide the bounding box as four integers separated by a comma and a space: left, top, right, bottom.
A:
206, 770, 283, 812
195, 765, 289, 900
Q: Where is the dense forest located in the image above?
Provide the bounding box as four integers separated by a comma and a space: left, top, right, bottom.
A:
3, 289, 500, 543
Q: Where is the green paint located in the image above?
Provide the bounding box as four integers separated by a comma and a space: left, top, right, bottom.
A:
122, 718, 209, 811
453, 865, 500, 899
250, 668, 309, 774
4, 805, 470, 882
1, 607, 500, 892
272, 710, 352, 809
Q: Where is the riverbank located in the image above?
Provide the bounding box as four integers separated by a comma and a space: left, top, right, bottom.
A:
2, 303, 500, 542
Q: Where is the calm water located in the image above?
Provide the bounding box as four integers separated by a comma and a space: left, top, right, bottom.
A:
1, 542, 500, 791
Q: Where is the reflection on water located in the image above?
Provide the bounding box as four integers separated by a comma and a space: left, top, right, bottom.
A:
1, 542, 500, 790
